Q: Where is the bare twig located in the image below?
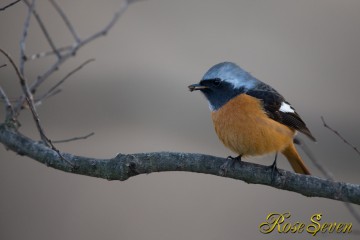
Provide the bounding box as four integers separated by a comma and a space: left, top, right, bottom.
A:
36, 58, 95, 105
295, 136, 360, 223
19, 0, 35, 76
53, 132, 95, 143
78, 0, 132, 47
0, 86, 15, 122
294, 137, 333, 179
0, 0, 21, 11
27, 45, 73, 60
22, 0, 61, 60
14, 0, 136, 114
0, 49, 44, 140
321, 116, 360, 157
0, 64, 7, 69
35, 89, 61, 105
49, 0, 81, 43
1, 49, 46, 140
318, 116, 360, 223
0, 48, 73, 166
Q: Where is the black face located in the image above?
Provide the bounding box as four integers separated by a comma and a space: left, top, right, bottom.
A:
196, 78, 245, 110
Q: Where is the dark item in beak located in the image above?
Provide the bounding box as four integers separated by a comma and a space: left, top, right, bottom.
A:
188, 83, 209, 92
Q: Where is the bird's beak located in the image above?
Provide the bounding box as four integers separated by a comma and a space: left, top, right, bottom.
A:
188, 83, 209, 92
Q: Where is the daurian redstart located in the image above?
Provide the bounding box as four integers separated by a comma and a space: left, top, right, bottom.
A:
189, 62, 315, 175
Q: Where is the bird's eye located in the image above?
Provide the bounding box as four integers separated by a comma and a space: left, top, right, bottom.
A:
213, 78, 222, 87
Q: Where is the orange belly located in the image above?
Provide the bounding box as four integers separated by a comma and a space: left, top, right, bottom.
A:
211, 94, 295, 156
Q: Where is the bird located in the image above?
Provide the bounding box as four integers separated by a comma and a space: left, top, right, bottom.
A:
188, 62, 316, 175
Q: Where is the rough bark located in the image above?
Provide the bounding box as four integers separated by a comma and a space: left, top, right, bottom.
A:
1, 124, 359, 205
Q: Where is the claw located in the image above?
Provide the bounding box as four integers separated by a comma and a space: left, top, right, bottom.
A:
220, 155, 242, 176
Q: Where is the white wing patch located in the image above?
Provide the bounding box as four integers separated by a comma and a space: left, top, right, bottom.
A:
279, 102, 295, 113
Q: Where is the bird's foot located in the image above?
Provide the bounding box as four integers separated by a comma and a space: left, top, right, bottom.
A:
220, 155, 242, 176
268, 153, 282, 183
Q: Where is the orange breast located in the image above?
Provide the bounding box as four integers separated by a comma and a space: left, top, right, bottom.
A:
211, 94, 295, 156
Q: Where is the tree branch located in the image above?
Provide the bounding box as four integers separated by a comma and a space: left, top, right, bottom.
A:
0, 86, 14, 122
49, 0, 81, 43
27, 45, 72, 61
35, 58, 95, 105
22, 0, 61, 60
52, 132, 94, 143
296, 136, 360, 222
14, 0, 136, 114
321, 116, 360, 157
19, 0, 35, 76
1, 48, 46, 142
0, 0, 21, 11
2, 1, 359, 224
0, 48, 73, 166
1, 124, 359, 205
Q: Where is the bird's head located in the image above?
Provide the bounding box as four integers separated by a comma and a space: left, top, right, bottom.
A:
188, 62, 257, 111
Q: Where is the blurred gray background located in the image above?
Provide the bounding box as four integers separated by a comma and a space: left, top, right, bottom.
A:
1, 0, 360, 239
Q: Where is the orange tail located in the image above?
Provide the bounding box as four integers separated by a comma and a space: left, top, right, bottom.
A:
281, 143, 311, 175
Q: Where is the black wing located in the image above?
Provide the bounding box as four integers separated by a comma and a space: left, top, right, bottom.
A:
246, 83, 316, 142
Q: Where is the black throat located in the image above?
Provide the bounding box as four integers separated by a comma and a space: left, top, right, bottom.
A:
200, 81, 247, 111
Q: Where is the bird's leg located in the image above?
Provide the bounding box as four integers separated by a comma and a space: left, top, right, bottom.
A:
231, 155, 242, 160
268, 152, 281, 182
220, 155, 242, 176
